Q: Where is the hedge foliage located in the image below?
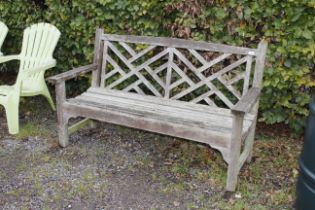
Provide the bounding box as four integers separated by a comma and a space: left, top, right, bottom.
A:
0, 0, 314, 133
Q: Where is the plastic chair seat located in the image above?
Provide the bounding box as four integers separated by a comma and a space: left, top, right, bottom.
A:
0, 85, 15, 96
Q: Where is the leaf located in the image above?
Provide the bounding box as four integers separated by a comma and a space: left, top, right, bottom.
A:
302, 30, 313, 39
214, 8, 227, 20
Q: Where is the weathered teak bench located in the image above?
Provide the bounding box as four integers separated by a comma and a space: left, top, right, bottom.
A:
48, 29, 267, 191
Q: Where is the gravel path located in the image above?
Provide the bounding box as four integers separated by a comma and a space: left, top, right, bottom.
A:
0, 97, 300, 210
0, 123, 223, 209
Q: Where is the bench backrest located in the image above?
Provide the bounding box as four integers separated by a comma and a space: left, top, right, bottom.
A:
92, 29, 267, 109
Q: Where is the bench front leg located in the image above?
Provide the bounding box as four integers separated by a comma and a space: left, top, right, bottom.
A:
246, 102, 259, 163
55, 81, 70, 147
226, 112, 244, 192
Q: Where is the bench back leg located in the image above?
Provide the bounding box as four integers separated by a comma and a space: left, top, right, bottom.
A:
91, 29, 104, 87
226, 113, 244, 192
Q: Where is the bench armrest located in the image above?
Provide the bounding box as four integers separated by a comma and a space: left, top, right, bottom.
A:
47, 64, 97, 84
232, 87, 261, 115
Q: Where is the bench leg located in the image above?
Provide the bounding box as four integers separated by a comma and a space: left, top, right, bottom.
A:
58, 114, 70, 147
246, 120, 257, 163
246, 103, 259, 163
55, 81, 70, 147
226, 156, 241, 192
226, 113, 244, 192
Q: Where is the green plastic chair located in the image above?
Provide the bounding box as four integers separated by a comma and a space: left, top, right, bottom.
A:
0, 21, 9, 56
0, 23, 61, 134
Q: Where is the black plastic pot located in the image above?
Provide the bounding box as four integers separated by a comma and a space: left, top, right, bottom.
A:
296, 97, 315, 210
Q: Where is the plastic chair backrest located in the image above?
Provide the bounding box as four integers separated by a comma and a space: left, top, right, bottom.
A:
0, 21, 9, 55
17, 23, 61, 83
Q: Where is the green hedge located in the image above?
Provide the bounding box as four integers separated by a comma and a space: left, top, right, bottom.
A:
1, 0, 314, 133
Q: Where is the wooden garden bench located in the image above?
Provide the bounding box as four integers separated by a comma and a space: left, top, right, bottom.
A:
48, 29, 267, 192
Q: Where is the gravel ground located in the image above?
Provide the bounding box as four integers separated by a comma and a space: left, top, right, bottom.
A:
0, 97, 301, 210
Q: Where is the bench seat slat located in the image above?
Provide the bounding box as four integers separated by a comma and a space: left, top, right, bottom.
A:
64, 100, 229, 150
66, 88, 254, 149
73, 94, 253, 133
87, 87, 255, 121
76, 92, 254, 130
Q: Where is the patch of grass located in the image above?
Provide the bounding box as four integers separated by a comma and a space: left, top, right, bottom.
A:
16, 122, 51, 139
209, 161, 227, 186
82, 169, 94, 182
159, 182, 187, 194
51, 190, 63, 203
185, 202, 200, 209
217, 199, 262, 210
34, 175, 45, 195
0, 170, 6, 179
156, 173, 168, 185
0, 147, 6, 157
171, 162, 189, 175
135, 154, 152, 168
15, 159, 30, 173
6, 188, 26, 197
75, 182, 90, 197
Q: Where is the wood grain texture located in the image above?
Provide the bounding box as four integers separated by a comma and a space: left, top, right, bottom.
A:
102, 33, 257, 56
226, 112, 244, 192
100, 39, 252, 108
253, 40, 268, 88
55, 81, 70, 147
92, 28, 104, 87
232, 87, 261, 114
47, 64, 97, 83
164, 48, 174, 98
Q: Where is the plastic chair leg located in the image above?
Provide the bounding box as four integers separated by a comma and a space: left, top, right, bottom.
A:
5, 103, 19, 134
41, 84, 56, 111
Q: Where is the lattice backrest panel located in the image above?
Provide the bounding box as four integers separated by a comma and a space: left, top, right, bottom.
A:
100, 34, 258, 109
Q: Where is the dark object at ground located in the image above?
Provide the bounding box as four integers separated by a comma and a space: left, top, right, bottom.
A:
296, 97, 315, 210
